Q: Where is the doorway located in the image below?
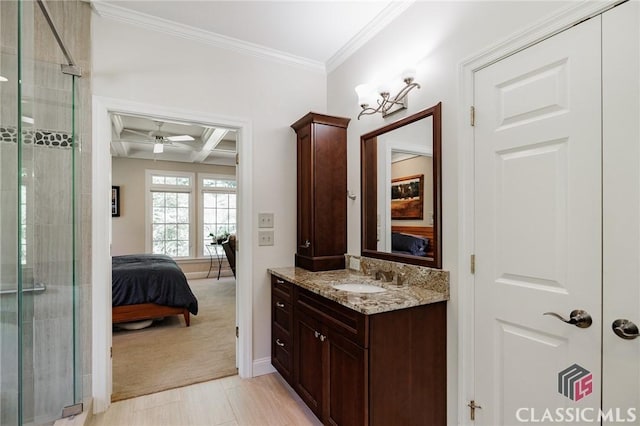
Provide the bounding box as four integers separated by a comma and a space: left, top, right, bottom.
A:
109, 112, 239, 400
91, 97, 254, 412
465, 1, 639, 424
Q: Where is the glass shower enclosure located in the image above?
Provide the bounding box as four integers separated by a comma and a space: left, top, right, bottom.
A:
1, 0, 82, 424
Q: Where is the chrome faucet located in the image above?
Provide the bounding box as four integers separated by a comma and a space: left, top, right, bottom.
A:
393, 271, 408, 286
374, 270, 394, 282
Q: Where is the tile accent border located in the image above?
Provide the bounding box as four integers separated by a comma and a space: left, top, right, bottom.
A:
0, 126, 73, 148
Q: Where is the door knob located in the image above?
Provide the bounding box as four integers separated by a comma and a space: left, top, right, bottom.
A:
543, 310, 592, 328
612, 319, 640, 340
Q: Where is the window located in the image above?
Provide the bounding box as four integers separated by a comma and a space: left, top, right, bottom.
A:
200, 175, 236, 256
146, 171, 195, 258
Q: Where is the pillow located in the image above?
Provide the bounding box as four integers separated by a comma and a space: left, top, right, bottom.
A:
391, 232, 429, 256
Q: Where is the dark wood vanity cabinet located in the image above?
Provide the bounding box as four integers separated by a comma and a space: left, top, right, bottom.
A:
271, 275, 294, 383
271, 274, 447, 425
291, 113, 350, 271
294, 294, 367, 425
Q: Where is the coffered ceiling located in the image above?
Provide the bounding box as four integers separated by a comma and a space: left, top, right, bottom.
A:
110, 113, 237, 166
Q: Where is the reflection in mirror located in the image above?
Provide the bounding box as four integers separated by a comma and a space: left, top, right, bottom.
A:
361, 103, 441, 268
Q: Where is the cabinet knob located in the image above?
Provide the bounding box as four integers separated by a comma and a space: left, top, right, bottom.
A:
276, 302, 285, 309
300, 240, 311, 248
275, 338, 285, 347
314, 331, 320, 339
276, 279, 285, 284
320, 334, 327, 342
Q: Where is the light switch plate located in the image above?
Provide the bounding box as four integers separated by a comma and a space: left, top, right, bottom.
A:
258, 213, 274, 228
258, 230, 274, 246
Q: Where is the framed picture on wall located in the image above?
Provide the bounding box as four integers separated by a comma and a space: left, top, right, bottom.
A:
391, 174, 423, 220
112, 186, 120, 217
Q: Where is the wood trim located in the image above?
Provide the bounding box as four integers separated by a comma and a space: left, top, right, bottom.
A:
112, 303, 191, 327
361, 103, 442, 268
392, 225, 434, 240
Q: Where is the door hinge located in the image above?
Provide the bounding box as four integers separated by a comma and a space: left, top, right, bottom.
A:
468, 400, 482, 421
110, 347, 113, 358
470, 106, 475, 127
235, 153, 239, 165
236, 326, 239, 338
470, 254, 476, 274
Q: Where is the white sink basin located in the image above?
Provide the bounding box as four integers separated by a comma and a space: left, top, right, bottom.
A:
332, 283, 386, 293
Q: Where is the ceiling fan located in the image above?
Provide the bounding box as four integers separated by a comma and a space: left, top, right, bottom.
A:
120, 121, 194, 153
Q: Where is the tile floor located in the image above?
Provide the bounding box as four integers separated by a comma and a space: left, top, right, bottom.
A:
90, 374, 321, 426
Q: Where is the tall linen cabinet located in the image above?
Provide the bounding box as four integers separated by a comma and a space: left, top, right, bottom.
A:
291, 113, 350, 271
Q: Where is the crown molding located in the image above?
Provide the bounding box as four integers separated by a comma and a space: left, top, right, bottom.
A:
91, 1, 326, 73
326, 0, 415, 73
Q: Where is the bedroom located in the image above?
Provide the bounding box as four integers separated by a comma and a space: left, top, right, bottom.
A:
109, 113, 238, 400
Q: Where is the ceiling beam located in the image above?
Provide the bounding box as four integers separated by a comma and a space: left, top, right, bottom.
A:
110, 114, 124, 136
110, 140, 130, 157
191, 128, 228, 163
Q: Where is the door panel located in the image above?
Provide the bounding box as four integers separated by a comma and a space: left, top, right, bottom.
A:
474, 16, 602, 425
326, 333, 366, 426
293, 312, 323, 417
602, 1, 640, 422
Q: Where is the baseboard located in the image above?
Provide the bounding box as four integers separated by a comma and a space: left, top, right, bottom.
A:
184, 271, 234, 280
253, 357, 276, 376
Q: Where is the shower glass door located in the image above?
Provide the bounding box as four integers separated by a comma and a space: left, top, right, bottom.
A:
1, 1, 81, 424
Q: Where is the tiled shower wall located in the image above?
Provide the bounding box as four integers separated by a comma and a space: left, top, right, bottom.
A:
0, 0, 92, 422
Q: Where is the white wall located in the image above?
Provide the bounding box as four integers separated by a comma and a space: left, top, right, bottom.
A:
326, 1, 571, 423
111, 157, 234, 256
92, 16, 326, 367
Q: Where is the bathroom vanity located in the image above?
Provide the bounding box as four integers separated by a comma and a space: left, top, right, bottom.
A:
269, 265, 449, 426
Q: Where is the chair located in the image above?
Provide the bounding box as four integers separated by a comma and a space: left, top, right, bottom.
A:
221, 235, 236, 278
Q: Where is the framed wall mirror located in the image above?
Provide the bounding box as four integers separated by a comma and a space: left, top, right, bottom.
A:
361, 103, 442, 268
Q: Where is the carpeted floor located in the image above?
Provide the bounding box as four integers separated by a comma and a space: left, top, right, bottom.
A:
111, 277, 237, 401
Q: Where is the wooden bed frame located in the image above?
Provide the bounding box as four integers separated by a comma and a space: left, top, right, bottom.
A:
112, 303, 191, 327
391, 225, 435, 257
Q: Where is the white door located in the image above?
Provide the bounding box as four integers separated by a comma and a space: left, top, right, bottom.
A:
602, 1, 640, 422
474, 16, 602, 425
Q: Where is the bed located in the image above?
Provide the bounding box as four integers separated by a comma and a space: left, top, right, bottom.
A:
112, 254, 199, 327
391, 225, 434, 257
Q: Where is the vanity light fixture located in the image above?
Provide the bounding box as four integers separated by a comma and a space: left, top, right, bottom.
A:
355, 67, 420, 120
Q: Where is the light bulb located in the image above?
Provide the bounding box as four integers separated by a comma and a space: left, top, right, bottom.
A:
355, 84, 374, 107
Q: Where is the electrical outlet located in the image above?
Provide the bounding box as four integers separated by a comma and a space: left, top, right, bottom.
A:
258, 213, 274, 228
258, 230, 274, 246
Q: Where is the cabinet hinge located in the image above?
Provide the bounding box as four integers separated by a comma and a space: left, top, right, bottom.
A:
468, 400, 482, 421
470, 254, 476, 274
236, 326, 239, 338
470, 106, 476, 127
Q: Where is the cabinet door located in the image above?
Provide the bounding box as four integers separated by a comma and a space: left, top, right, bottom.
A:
293, 311, 323, 417
326, 332, 367, 426
296, 125, 313, 257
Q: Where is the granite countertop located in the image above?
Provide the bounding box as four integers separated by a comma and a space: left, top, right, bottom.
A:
268, 266, 449, 315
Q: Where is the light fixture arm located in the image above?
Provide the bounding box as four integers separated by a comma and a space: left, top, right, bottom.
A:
357, 79, 420, 120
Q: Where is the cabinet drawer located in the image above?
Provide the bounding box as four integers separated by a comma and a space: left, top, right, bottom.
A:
271, 275, 292, 300
295, 287, 368, 347
272, 323, 292, 382
272, 293, 292, 332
